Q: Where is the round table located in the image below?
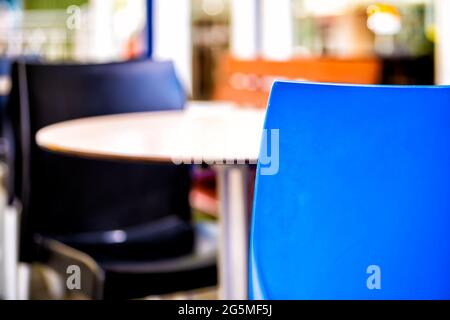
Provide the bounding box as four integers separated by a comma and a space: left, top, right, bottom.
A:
36, 102, 266, 300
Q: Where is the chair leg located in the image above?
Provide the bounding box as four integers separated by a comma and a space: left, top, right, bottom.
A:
38, 238, 105, 300
2, 205, 19, 300
17, 263, 31, 300
0, 181, 5, 299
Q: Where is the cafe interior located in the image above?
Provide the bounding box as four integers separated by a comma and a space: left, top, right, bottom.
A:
1, 0, 450, 300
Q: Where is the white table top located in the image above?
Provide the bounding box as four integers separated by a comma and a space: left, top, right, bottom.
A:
36, 102, 266, 164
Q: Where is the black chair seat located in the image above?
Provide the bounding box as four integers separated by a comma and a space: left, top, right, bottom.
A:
36, 222, 217, 300
100, 222, 217, 299
49, 215, 195, 262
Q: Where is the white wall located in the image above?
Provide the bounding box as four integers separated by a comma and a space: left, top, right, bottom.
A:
436, 0, 450, 84
261, 0, 293, 60
153, 0, 192, 92
230, 0, 260, 59
88, 0, 117, 62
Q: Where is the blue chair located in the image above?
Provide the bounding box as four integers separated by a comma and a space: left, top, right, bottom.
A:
250, 81, 450, 300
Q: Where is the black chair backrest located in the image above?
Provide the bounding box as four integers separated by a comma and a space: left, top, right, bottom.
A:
7, 59, 191, 261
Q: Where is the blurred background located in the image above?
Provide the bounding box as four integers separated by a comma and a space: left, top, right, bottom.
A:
1, 0, 447, 104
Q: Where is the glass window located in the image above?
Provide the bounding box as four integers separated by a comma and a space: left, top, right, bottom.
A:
0, 0, 148, 62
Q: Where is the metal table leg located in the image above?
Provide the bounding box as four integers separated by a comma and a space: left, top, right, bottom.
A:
216, 165, 249, 300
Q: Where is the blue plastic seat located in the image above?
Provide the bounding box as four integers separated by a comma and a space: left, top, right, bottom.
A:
250, 81, 450, 300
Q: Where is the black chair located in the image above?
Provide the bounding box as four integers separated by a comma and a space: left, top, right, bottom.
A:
6, 59, 217, 299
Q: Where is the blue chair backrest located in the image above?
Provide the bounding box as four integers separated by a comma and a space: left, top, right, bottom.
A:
250, 81, 450, 300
